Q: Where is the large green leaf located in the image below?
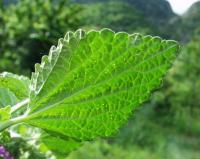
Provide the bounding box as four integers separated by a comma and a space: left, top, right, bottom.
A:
24, 29, 180, 140
0, 72, 30, 100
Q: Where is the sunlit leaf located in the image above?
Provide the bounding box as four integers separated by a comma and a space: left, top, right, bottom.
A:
11, 29, 179, 142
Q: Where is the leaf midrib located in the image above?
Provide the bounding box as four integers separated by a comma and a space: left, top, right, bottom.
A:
27, 84, 151, 119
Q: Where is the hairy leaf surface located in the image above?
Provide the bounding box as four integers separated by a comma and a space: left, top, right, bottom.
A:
26, 29, 180, 140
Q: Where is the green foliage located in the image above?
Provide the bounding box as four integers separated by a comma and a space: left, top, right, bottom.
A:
180, 2, 200, 41
168, 1, 200, 42
73, 0, 175, 37
124, 0, 174, 26
80, 2, 153, 33
0, 0, 83, 74
0, 0, 177, 75
0, 131, 47, 159
67, 140, 159, 159
73, 0, 175, 23
41, 135, 82, 158
0, 29, 179, 158
0, 0, 198, 158
166, 35, 200, 134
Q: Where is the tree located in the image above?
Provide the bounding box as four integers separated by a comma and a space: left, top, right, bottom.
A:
0, 0, 84, 75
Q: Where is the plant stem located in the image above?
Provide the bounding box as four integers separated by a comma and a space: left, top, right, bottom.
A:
0, 120, 14, 132
0, 115, 27, 132
0, 99, 29, 132
11, 98, 30, 114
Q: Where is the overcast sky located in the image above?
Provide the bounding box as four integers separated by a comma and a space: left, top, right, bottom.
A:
167, 0, 200, 14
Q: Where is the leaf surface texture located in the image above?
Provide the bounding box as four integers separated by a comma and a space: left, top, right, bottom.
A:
26, 29, 180, 140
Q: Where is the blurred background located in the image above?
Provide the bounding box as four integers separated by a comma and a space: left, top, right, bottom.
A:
0, 0, 200, 159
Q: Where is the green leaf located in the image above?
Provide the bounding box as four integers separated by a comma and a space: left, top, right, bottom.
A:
25, 29, 180, 140
0, 88, 19, 131
0, 88, 18, 108
0, 106, 11, 122
0, 72, 30, 100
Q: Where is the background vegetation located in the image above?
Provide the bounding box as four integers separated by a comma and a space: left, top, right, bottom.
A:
0, 0, 200, 159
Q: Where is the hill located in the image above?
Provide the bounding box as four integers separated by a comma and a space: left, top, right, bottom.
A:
124, 0, 175, 25
182, 1, 200, 40
72, 0, 176, 37
168, 1, 200, 42
79, 2, 154, 34
3, 0, 176, 38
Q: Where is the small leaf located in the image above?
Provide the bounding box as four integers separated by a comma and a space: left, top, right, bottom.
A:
25, 29, 180, 140
0, 106, 11, 122
0, 72, 30, 100
0, 88, 18, 108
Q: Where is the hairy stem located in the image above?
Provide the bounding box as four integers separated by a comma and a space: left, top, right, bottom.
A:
0, 116, 27, 132
0, 99, 30, 132
11, 98, 30, 114
0, 120, 14, 132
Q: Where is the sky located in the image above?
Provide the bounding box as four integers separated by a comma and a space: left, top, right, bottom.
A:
167, 0, 200, 14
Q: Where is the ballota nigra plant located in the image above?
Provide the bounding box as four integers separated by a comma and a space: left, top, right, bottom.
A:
0, 29, 180, 158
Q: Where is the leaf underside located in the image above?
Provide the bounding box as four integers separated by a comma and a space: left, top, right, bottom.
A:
0, 72, 30, 100
0, 73, 30, 121
0, 88, 18, 108
26, 29, 180, 141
